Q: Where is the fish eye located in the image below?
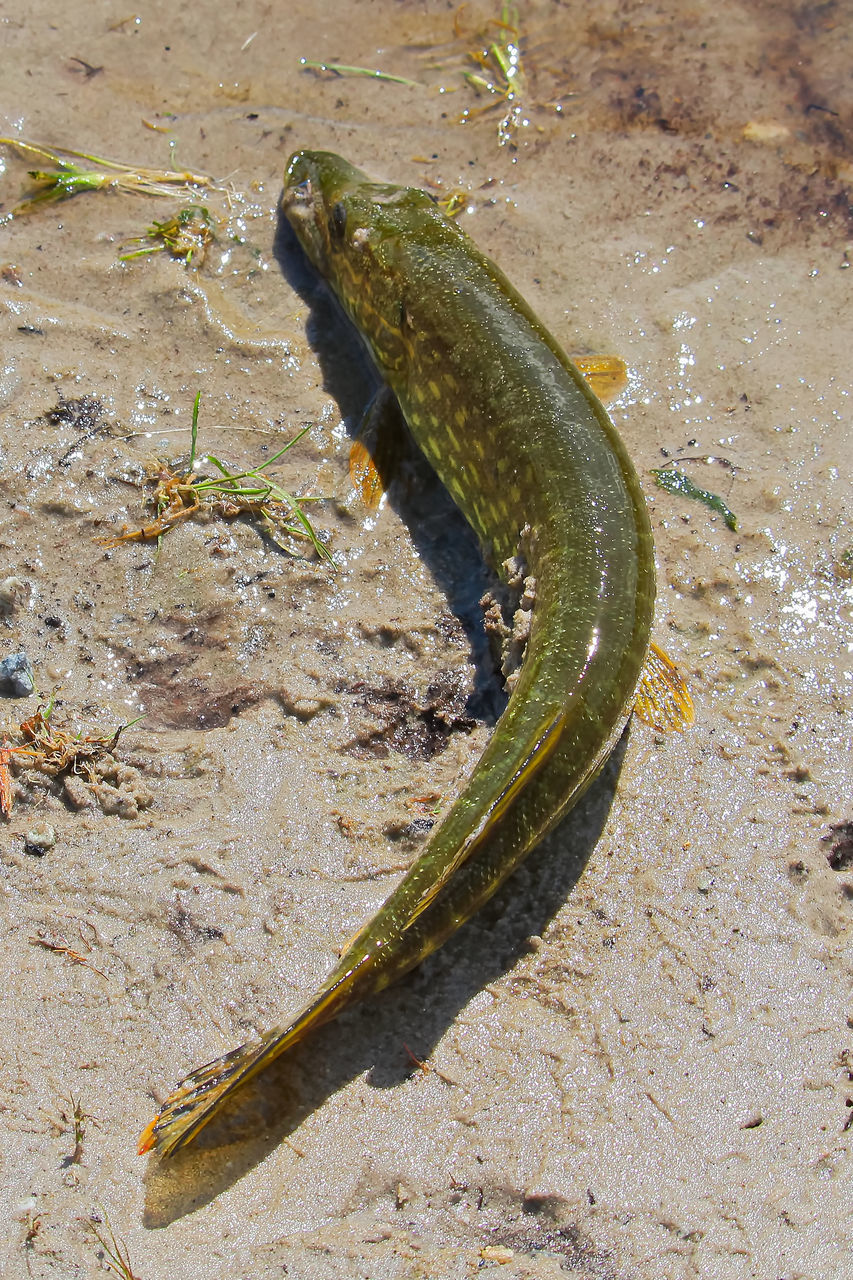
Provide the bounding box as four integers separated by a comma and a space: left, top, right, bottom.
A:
330, 201, 348, 239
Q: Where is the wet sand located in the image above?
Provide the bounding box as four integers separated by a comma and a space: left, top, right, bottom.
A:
1, 2, 851, 1276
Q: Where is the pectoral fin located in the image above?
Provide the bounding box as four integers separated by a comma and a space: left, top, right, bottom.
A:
572, 354, 629, 403
348, 384, 406, 509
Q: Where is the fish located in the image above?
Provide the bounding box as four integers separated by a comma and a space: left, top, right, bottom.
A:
138, 150, 675, 1158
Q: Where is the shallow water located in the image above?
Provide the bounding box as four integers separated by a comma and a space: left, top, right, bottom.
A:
1, 2, 851, 1277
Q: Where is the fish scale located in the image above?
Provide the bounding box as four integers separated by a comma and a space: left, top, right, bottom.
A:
137, 150, 655, 1158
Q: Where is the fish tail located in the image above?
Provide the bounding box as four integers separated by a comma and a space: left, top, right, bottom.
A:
138, 955, 369, 1157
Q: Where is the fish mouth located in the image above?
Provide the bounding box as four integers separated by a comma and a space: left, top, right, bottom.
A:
281, 152, 317, 219
280, 174, 313, 218
281, 152, 327, 268
282, 151, 359, 270
284, 150, 368, 205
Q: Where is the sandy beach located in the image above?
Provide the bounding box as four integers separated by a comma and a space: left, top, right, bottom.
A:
1, 2, 851, 1276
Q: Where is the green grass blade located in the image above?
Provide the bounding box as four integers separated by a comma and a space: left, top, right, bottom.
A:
299, 59, 419, 86
189, 391, 201, 471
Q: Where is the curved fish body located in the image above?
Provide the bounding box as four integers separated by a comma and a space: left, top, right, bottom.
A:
139, 151, 655, 1157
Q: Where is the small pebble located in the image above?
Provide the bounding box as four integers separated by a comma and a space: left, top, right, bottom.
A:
0, 651, 35, 696
0, 577, 25, 615
480, 1245, 514, 1263
24, 823, 56, 854
742, 120, 791, 144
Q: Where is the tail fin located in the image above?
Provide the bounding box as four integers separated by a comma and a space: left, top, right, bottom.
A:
139, 954, 369, 1158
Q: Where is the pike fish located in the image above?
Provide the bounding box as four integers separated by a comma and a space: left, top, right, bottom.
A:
139, 150, 668, 1157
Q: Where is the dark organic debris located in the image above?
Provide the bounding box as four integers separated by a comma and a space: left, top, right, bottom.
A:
46, 394, 103, 432
168, 896, 225, 946
340, 672, 476, 761
45, 394, 108, 467
823, 821, 853, 872
68, 56, 103, 79
129, 659, 261, 730
383, 814, 436, 843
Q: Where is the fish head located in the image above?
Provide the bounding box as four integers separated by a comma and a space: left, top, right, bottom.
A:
282, 150, 450, 371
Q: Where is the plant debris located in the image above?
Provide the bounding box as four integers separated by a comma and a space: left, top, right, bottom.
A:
88, 1212, 141, 1280
435, 187, 471, 217
99, 392, 334, 563
60, 1093, 100, 1165
299, 58, 419, 86
0, 137, 220, 215
0, 737, 12, 818
30, 933, 106, 980
651, 466, 739, 531
457, 2, 527, 146
118, 204, 216, 266
1, 693, 143, 820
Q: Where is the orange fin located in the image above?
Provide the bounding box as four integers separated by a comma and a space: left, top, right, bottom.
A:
348, 385, 405, 509
572, 354, 628, 403
349, 437, 386, 509
634, 641, 695, 732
